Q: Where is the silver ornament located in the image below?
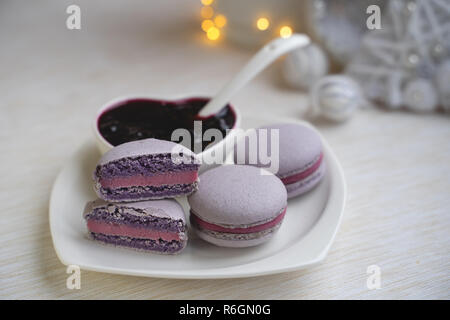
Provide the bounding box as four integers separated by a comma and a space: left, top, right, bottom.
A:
403, 78, 438, 112
282, 43, 329, 90
431, 42, 446, 60
311, 75, 362, 122
386, 72, 404, 108
434, 60, 450, 111
346, 0, 450, 112
405, 1, 417, 15
305, 0, 387, 65
404, 51, 421, 69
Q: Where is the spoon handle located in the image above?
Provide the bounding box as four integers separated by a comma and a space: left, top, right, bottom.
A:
199, 34, 310, 117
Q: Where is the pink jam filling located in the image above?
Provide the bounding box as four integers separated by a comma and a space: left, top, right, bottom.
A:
281, 153, 323, 185
87, 220, 181, 241
99, 171, 198, 188
191, 208, 287, 234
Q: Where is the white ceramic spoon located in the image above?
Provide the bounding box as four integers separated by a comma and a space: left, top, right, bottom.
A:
198, 34, 310, 117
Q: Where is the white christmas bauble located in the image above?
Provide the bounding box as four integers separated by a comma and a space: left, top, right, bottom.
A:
305, 0, 387, 65
434, 60, 450, 111
386, 71, 403, 108
282, 43, 329, 90
311, 75, 362, 122
403, 78, 438, 112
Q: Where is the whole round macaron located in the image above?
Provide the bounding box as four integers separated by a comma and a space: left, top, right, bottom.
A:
234, 123, 325, 198
188, 165, 287, 248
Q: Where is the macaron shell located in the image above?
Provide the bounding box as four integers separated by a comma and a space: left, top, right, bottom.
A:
88, 232, 187, 254
83, 198, 186, 222
93, 182, 198, 203
98, 138, 198, 166
188, 165, 287, 227
193, 224, 280, 248
286, 160, 326, 198
234, 123, 323, 178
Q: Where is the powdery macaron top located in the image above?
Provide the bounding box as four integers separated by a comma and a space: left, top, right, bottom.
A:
234, 123, 322, 179
188, 165, 287, 227
97, 138, 198, 166
83, 198, 186, 222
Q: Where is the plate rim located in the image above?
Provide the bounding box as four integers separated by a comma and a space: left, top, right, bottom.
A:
49, 117, 346, 279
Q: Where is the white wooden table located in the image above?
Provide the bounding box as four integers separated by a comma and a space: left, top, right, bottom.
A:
1, 0, 449, 299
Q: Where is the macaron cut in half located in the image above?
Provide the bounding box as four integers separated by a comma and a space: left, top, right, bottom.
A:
83, 199, 188, 254
188, 165, 287, 248
234, 123, 325, 199
93, 138, 200, 202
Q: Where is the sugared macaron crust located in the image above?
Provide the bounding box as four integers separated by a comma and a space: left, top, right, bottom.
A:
234, 123, 325, 198
93, 138, 200, 202
83, 199, 187, 254
188, 165, 287, 247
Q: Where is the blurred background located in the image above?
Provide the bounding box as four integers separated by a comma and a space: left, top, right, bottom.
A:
1, 0, 449, 299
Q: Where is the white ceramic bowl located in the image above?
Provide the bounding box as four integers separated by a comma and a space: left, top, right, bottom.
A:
93, 95, 241, 172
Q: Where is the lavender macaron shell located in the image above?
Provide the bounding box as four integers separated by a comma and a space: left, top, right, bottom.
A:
286, 161, 326, 198
83, 198, 186, 221
188, 165, 287, 227
97, 138, 198, 166
194, 226, 281, 248
233, 123, 323, 178
89, 233, 186, 254
95, 182, 198, 202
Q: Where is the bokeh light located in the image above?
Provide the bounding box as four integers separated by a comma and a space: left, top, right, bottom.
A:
201, 0, 214, 5
214, 14, 227, 28
280, 26, 292, 38
200, 6, 214, 19
256, 17, 270, 31
207, 27, 220, 40
201, 19, 214, 32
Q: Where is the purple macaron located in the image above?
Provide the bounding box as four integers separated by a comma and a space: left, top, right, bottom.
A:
93, 138, 200, 202
188, 165, 287, 248
234, 123, 326, 198
83, 198, 187, 254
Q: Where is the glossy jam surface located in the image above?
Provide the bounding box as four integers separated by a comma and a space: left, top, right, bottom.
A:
98, 98, 236, 152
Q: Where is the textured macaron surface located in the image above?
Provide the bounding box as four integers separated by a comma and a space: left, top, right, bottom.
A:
188, 165, 287, 228
83, 199, 187, 253
89, 233, 186, 253
97, 138, 198, 166
84, 198, 186, 223
95, 138, 199, 177
234, 123, 323, 179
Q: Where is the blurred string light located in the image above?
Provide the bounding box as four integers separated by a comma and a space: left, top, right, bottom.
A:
279, 25, 292, 38
200, 0, 225, 41
200, 6, 214, 19
256, 17, 270, 31
214, 14, 227, 28
199, 1, 294, 41
201, 19, 214, 32
207, 27, 220, 41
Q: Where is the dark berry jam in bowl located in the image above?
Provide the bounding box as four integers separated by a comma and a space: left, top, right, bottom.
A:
93, 95, 241, 171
